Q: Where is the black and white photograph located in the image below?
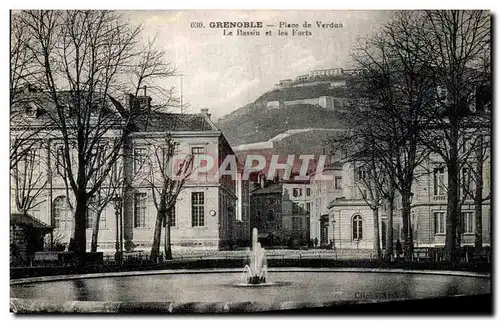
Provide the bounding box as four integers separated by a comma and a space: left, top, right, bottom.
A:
8, 7, 492, 314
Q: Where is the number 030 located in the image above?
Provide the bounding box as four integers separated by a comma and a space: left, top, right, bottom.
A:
190, 22, 204, 28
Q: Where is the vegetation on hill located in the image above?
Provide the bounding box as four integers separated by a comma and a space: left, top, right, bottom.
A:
216, 103, 347, 147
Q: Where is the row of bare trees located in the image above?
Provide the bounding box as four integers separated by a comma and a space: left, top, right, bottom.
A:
10, 10, 192, 264
333, 10, 491, 262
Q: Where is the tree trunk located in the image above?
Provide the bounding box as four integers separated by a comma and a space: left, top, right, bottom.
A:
385, 197, 394, 261
474, 134, 484, 256
445, 154, 459, 262
164, 209, 172, 260
401, 190, 412, 261
90, 210, 101, 253
73, 193, 88, 265
373, 207, 381, 259
150, 210, 164, 262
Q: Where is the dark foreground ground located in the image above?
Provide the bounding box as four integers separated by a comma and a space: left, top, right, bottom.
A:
267, 294, 493, 315
11, 294, 493, 315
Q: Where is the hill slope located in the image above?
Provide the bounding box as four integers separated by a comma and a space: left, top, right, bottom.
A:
216, 103, 347, 147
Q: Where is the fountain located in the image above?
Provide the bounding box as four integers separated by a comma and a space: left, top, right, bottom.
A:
241, 228, 268, 285
9, 228, 491, 312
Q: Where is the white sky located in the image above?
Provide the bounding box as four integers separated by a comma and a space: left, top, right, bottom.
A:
125, 10, 392, 119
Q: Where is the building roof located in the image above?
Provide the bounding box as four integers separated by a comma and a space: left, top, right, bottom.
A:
11, 90, 219, 133
251, 183, 283, 195
11, 90, 126, 128
11, 212, 53, 232
132, 111, 217, 132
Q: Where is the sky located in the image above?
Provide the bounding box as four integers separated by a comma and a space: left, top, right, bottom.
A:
126, 10, 392, 119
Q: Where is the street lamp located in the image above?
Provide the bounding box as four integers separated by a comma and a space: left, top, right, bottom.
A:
408, 192, 414, 259
112, 193, 123, 264
332, 217, 336, 251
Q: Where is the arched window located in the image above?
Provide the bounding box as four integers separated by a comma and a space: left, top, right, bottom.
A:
352, 214, 363, 240
53, 196, 70, 229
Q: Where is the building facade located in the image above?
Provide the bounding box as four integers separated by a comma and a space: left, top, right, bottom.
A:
249, 183, 283, 245
10, 91, 247, 253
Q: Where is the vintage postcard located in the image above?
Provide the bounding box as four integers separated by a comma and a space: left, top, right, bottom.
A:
9, 9, 492, 314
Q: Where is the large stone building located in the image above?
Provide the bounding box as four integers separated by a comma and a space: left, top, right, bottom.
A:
10, 90, 250, 253
409, 150, 491, 248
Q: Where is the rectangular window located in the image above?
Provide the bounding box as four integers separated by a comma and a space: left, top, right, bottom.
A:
56, 145, 65, 174
21, 148, 39, 173
133, 148, 147, 173
433, 167, 445, 196
91, 145, 107, 178
267, 209, 274, 221
434, 211, 445, 234
292, 188, 302, 197
462, 135, 471, 154
306, 202, 311, 214
353, 215, 363, 240
292, 217, 302, 230
358, 168, 367, 180
134, 193, 147, 228
191, 147, 205, 155
191, 192, 205, 227
335, 176, 343, 190
460, 167, 471, 198
112, 159, 119, 182
86, 208, 95, 229
462, 212, 474, 234
306, 187, 311, 197
170, 206, 176, 227
292, 202, 300, 215
100, 209, 106, 229
86, 195, 99, 229
191, 147, 206, 171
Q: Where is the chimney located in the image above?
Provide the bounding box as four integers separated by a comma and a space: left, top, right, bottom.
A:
126, 93, 152, 113
200, 108, 211, 119
259, 173, 266, 189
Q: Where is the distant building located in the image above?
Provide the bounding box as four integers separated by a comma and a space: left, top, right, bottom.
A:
281, 180, 312, 246
250, 182, 283, 245
249, 175, 312, 247
274, 79, 294, 88
309, 68, 343, 78
295, 74, 309, 81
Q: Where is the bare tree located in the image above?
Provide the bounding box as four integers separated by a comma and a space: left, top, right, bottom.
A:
11, 143, 48, 216
86, 162, 124, 253
352, 153, 387, 260
145, 135, 194, 261
418, 10, 491, 261
14, 10, 176, 263
459, 96, 491, 256
10, 14, 49, 170
346, 11, 433, 260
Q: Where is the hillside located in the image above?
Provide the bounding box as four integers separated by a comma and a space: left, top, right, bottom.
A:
216, 103, 347, 147
254, 82, 350, 105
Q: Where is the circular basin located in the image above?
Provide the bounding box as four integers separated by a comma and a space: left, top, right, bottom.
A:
10, 268, 491, 313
